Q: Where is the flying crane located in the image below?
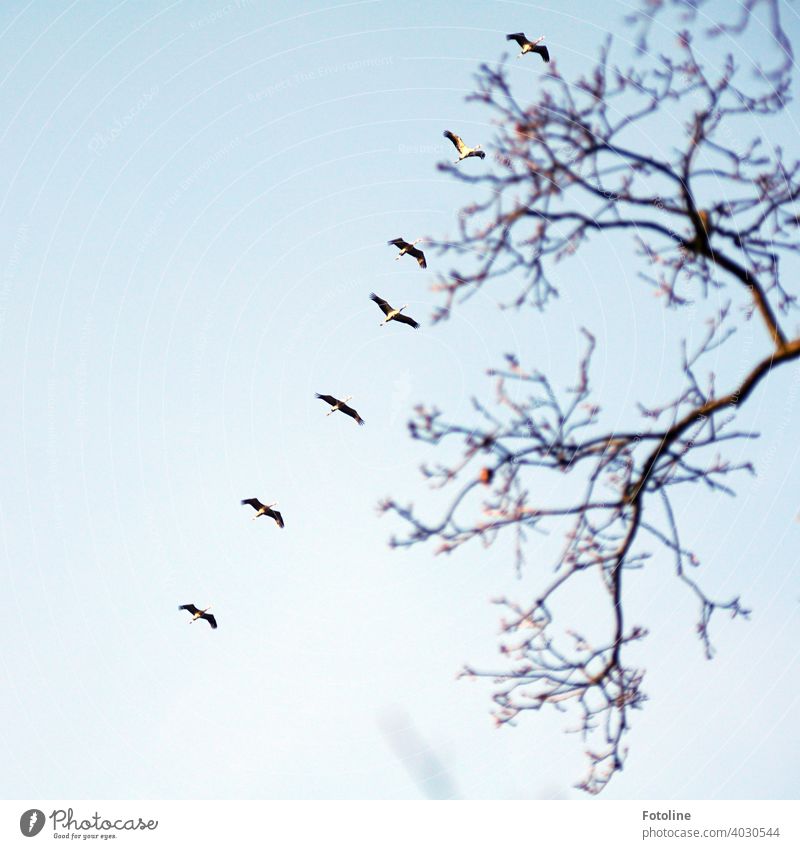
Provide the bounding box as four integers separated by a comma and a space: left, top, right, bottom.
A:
179, 604, 217, 629
315, 394, 365, 425
370, 293, 419, 329
506, 32, 550, 62
241, 498, 285, 527
443, 130, 485, 163
388, 237, 427, 269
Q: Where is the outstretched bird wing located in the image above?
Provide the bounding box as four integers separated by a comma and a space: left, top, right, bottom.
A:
443, 130, 467, 156
394, 313, 420, 329
533, 44, 550, 62
179, 604, 200, 615
408, 246, 427, 268
388, 237, 410, 250
370, 292, 393, 316
266, 508, 285, 528
506, 32, 529, 48
241, 498, 265, 511
340, 403, 365, 426
316, 393, 340, 407
201, 613, 218, 629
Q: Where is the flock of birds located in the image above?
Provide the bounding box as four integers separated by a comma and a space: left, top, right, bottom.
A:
178, 31, 551, 630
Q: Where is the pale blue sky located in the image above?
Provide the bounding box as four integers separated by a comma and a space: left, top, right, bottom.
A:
1, 0, 799, 800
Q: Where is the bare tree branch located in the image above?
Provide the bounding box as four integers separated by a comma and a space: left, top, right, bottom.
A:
381, 3, 799, 794
626, 0, 794, 85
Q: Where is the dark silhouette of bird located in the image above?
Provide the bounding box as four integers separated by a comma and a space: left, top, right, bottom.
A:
179, 604, 217, 629
443, 130, 485, 163
388, 237, 427, 269
241, 498, 284, 527
479, 467, 494, 486
370, 293, 419, 329
506, 32, 550, 62
316, 393, 365, 425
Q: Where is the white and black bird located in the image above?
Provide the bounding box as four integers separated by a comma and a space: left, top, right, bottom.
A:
241, 498, 284, 527
316, 393, 365, 426
370, 293, 419, 329
388, 237, 427, 269
443, 130, 485, 163
179, 604, 217, 629
506, 32, 550, 62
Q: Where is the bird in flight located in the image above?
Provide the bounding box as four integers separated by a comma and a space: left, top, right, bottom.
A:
388, 237, 427, 269
370, 293, 420, 329
316, 393, 365, 425
179, 604, 217, 629
241, 498, 285, 527
443, 130, 485, 163
506, 33, 550, 62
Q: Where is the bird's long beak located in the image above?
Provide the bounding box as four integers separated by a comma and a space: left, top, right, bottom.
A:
268, 502, 278, 508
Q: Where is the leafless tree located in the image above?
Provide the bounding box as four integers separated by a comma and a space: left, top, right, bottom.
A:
380, 2, 800, 794
627, 0, 794, 84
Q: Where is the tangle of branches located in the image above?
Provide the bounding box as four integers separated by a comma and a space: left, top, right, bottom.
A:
380, 5, 800, 794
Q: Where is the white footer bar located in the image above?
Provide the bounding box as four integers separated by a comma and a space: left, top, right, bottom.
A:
3, 800, 797, 848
